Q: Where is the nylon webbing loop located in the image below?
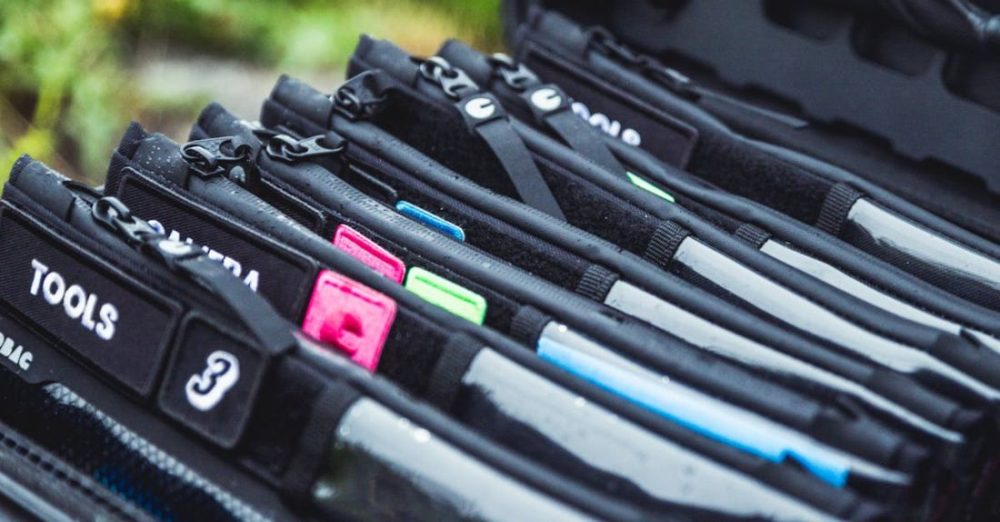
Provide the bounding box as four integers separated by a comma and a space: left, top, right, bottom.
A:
455, 93, 566, 221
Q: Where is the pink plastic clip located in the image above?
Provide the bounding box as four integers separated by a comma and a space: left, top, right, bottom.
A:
333, 224, 406, 284
301, 270, 397, 371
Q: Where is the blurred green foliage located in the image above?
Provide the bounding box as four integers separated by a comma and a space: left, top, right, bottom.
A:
0, 0, 502, 183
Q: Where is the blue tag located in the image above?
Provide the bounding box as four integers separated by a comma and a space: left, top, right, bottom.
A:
395, 201, 465, 241
536, 328, 850, 488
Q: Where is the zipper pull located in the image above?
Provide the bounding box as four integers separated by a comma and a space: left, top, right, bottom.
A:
91, 196, 166, 248
91, 196, 295, 355
264, 133, 347, 163
418, 56, 479, 99
487, 53, 540, 92
180, 136, 259, 186
333, 70, 391, 120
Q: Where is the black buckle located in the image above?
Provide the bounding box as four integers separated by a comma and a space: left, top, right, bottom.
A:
92, 197, 204, 271
333, 71, 390, 120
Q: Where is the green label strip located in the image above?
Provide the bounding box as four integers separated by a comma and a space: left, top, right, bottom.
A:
627, 171, 675, 203
404, 267, 487, 324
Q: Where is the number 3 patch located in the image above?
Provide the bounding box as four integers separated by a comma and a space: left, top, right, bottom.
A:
185, 350, 240, 411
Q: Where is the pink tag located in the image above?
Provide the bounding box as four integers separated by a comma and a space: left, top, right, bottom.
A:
333, 225, 406, 284
301, 270, 397, 371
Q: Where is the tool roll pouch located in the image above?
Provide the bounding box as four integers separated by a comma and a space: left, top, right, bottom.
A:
256, 75, 991, 466
503, 1, 1000, 247
106, 122, 898, 520
176, 114, 916, 520
252, 93, 955, 514
97, 131, 717, 521
339, 39, 1000, 416
104, 121, 837, 520
506, 6, 1000, 312
435, 36, 1000, 357
0, 157, 653, 522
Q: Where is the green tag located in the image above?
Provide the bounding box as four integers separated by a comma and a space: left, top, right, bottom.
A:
404, 267, 487, 324
627, 171, 675, 203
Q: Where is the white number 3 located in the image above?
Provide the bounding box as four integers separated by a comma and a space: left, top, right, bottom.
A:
185, 351, 240, 411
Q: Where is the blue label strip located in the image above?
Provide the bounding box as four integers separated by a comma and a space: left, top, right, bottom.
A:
396, 201, 465, 242
537, 335, 850, 487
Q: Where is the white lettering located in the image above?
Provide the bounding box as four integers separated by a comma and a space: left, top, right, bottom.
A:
145, 222, 260, 292
571, 101, 642, 148
0, 331, 32, 371
29, 258, 119, 341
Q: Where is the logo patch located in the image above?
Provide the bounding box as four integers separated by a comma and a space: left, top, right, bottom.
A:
464, 97, 497, 120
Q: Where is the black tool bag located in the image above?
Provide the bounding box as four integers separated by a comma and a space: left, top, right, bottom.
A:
503, 2, 1000, 312
256, 77, 974, 509
250, 69, 980, 451
337, 37, 1000, 417
1, 156, 662, 522
435, 36, 1000, 357
249, 67, 992, 476
99, 120, 880, 521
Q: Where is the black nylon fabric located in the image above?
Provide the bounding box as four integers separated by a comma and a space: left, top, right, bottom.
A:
348, 44, 990, 385
109, 168, 315, 321
261, 100, 942, 486
261, 76, 985, 447
261, 80, 998, 473
113, 125, 697, 520
513, 4, 1000, 261
437, 36, 1000, 340
107, 131, 462, 402
0, 369, 254, 522
262, 74, 998, 459
13, 155, 660, 522
511, 8, 1000, 310
343, 145, 593, 290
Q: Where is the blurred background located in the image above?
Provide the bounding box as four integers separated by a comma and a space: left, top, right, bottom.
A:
0, 0, 503, 184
